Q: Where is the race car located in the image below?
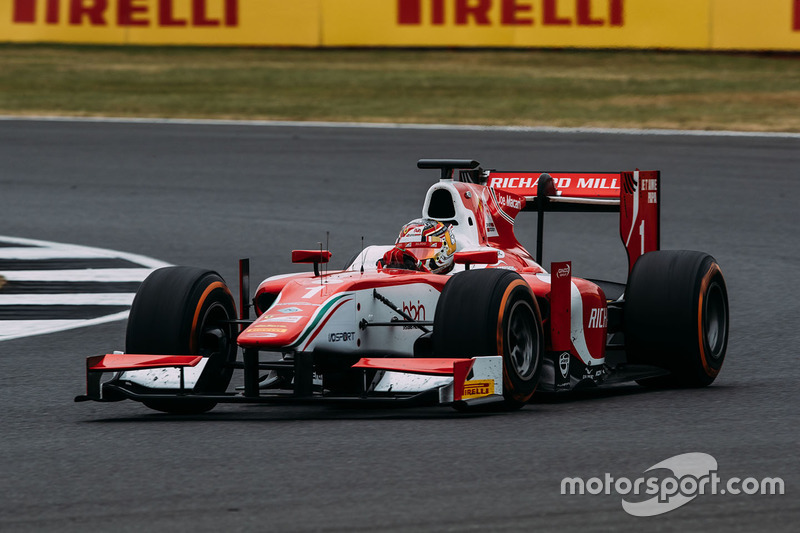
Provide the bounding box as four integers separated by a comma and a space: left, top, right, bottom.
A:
76, 159, 729, 414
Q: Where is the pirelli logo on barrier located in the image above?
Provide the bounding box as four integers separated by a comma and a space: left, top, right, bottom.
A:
321, 0, 800, 50
397, 0, 800, 33
11, 0, 238, 27
1, 0, 320, 45
397, 0, 625, 28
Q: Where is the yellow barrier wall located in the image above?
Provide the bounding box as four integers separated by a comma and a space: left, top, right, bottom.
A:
2, 0, 799, 51
711, 0, 800, 51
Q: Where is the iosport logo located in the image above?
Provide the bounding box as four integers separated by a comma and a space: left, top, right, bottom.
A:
561, 453, 785, 517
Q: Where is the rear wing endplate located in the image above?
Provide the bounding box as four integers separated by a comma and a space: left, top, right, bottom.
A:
485, 170, 661, 273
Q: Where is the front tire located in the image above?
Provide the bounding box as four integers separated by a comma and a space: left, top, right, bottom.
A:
432, 269, 544, 409
126, 267, 238, 413
624, 250, 729, 387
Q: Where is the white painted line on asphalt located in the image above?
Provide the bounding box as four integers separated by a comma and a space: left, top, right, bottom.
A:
0, 293, 136, 306
0, 235, 172, 269
0, 320, 84, 339
0, 247, 135, 260
0, 269, 156, 282
0, 311, 130, 343
0, 235, 171, 342
2, 115, 799, 139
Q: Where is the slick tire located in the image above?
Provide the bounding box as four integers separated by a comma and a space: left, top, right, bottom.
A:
126, 267, 238, 414
624, 250, 729, 388
433, 269, 544, 410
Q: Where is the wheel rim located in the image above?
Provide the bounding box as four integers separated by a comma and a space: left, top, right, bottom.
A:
506, 299, 539, 380
704, 282, 727, 360
197, 301, 233, 356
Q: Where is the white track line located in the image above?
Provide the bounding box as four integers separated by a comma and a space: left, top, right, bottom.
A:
0, 235, 171, 269
0, 247, 135, 260
0, 293, 136, 306
0, 269, 155, 282
0, 235, 171, 342
1, 115, 799, 139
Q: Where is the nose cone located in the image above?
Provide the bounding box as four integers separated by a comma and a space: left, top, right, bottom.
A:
238, 306, 312, 349
238, 275, 357, 351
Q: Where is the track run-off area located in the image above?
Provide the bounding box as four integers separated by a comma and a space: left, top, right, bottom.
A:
0, 117, 797, 532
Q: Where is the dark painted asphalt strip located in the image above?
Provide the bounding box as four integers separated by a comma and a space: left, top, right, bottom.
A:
0, 281, 142, 294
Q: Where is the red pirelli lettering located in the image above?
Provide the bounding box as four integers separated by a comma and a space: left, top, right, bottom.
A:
577, 0, 602, 26
13, 0, 36, 23
14, 0, 62, 24
224, 0, 237, 26
14, 0, 238, 27
502, 0, 533, 25
70, 0, 108, 25
610, 0, 623, 26
118, 0, 147, 26
396, 0, 624, 27
398, 0, 421, 24
192, 0, 219, 26
432, 0, 445, 23
543, 0, 569, 26
455, 0, 491, 25
794, 0, 800, 31
159, 0, 187, 26
14, 0, 61, 23
46, 0, 59, 23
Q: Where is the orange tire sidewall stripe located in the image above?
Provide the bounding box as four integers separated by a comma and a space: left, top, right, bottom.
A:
697, 263, 721, 378
189, 281, 230, 354
497, 279, 534, 401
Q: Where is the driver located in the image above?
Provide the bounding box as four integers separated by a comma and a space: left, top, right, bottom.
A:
378, 218, 457, 274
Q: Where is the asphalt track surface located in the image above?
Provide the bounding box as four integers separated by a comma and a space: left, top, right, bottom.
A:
0, 119, 797, 532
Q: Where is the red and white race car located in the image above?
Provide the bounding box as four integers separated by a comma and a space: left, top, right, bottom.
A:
76, 159, 729, 414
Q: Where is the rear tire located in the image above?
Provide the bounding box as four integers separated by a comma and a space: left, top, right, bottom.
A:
624, 250, 729, 387
432, 269, 544, 410
126, 267, 238, 414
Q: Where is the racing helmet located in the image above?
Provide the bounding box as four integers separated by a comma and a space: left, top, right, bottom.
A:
380, 218, 457, 274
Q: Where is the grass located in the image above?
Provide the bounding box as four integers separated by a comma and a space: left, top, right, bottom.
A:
1, 44, 800, 131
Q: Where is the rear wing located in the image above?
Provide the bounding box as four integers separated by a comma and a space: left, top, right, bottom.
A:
485, 170, 661, 274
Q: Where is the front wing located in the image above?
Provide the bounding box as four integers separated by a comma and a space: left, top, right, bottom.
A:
75, 353, 504, 408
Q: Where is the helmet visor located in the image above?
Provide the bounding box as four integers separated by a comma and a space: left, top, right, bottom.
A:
398, 243, 442, 263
